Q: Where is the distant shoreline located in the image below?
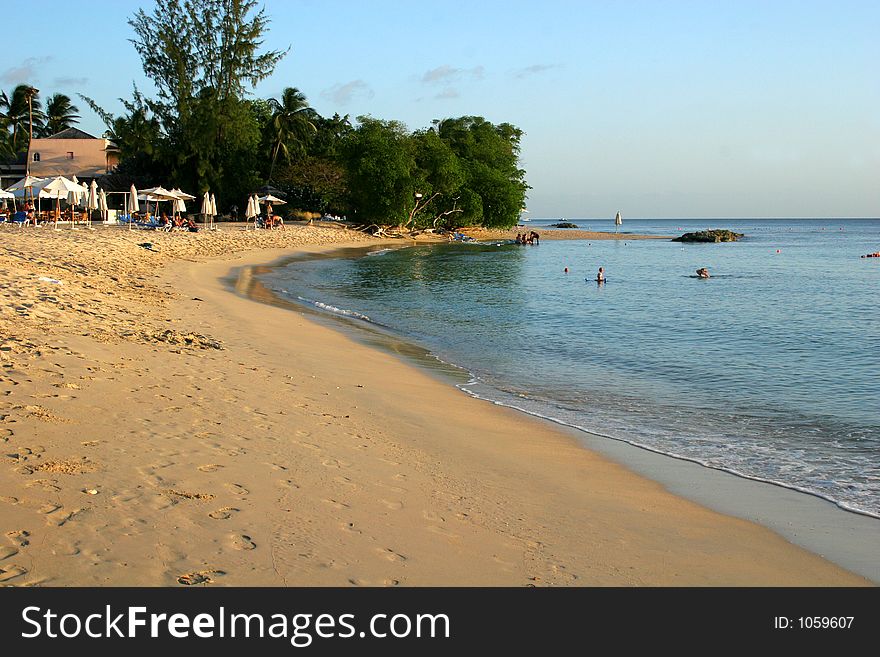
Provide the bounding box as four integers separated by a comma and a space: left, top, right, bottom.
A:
460, 226, 670, 241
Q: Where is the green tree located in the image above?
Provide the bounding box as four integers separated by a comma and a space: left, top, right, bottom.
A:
42, 93, 80, 136
435, 116, 528, 228
127, 0, 287, 201
310, 112, 353, 158
274, 156, 348, 214
0, 85, 44, 153
80, 90, 163, 164
408, 129, 466, 229
265, 87, 317, 182
341, 117, 417, 225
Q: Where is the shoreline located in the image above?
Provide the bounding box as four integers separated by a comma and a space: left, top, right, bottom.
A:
0, 225, 871, 586
239, 245, 880, 584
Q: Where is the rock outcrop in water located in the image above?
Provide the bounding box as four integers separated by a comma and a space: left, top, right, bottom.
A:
549, 222, 579, 228
672, 229, 744, 243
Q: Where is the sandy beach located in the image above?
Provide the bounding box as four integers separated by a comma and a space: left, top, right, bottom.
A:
0, 223, 869, 586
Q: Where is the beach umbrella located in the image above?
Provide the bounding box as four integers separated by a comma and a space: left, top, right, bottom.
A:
209, 193, 217, 229
139, 186, 180, 221
615, 211, 622, 232
200, 191, 210, 224
257, 194, 286, 205
171, 188, 196, 200
98, 188, 108, 223
128, 184, 139, 230
244, 195, 256, 223
7, 175, 45, 211
0, 189, 13, 199
87, 180, 98, 228
68, 188, 80, 229
40, 176, 86, 228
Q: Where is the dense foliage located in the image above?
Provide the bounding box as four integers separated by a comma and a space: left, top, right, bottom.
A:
3, 0, 528, 229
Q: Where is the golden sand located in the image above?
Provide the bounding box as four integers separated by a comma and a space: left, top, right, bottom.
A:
0, 223, 867, 586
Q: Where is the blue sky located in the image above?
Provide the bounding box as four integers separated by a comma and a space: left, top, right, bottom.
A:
3, 0, 878, 218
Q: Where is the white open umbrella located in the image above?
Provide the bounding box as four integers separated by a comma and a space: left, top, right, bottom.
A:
258, 194, 286, 205
40, 176, 87, 228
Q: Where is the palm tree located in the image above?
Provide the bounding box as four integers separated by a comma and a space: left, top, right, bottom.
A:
265, 87, 317, 181
1, 85, 44, 153
42, 93, 80, 136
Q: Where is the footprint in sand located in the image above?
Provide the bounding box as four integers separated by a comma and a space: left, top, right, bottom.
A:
333, 476, 359, 490
379, 499, 403, 511
177, 570, 225, 586
375, 547, 407, 562
323, 498, 350, 509
426, 525, 460, 539
198, 464, 224, 473
26, 479, 60, 493
0, 564, 28, 582
45, 507, 84, 527
348, 578, 400, 587
209, 507, 239, 520
223, 483, 249, 497
0, 496, 19, 505
6, 530, 30, 547
322, 458, 351, 469
230, 534, 256, 551
0, 546, 19, 560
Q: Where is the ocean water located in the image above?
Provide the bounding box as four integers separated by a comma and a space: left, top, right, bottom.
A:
263, 219, 880, 518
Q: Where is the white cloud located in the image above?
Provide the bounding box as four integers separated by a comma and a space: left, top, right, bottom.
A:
435, 88, 460, 100
54, 76, 90, 87
421, 65, 484, 84
321, 79, 374, 106
514, 64, 558, 79
1, 56, 53, 85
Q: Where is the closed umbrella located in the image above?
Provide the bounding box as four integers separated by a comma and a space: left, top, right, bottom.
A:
87, 181, 98, 229
98, 189, 108, 224
200, 192, 210, 225
244, 195, 256, 227
209, 193, 217, 229
128, 184, 139, 230
68, 188, 80, 229
614, 211, 622, 232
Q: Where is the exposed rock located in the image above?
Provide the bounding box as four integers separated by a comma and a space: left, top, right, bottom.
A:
672, 229, 744, 243
550, 222, 580, 228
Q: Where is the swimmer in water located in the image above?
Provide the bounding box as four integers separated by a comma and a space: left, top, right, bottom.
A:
696, 267, 710, 278
596, 266, 605, 283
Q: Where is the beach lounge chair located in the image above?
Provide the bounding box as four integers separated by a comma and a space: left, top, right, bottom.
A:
11, 211, 32, 227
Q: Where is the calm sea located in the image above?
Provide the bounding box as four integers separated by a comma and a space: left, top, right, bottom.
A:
263, 219, 880, 518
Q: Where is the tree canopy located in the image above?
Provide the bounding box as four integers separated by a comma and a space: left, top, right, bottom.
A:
4, 0, 529, 229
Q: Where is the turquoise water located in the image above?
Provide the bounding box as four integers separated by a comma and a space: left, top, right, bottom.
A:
264, 219, 880, 517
